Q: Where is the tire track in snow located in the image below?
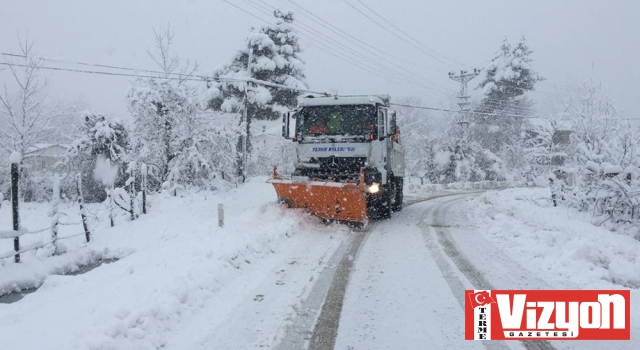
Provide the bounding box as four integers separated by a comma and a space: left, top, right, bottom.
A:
425, 196, 556, 350
275, 231, 356, 350
307, 192, 474, 350
307, 224, 372, 350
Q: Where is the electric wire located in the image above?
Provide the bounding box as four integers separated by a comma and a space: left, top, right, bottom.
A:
242, 0, 451, 96
0, 61, 328, 95
352, 0, 470, 67
279, 0, 452, 90
342, 0, 451, 67
276, 0, 560, 97
389, 102, 539, 119
277, 0, 441, 72
222, 0, 409, 90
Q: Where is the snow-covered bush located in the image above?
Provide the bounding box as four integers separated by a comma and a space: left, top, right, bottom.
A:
546, 82, 640, 237
68, 112, 129, 202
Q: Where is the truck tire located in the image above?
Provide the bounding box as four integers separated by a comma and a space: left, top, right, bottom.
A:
379, 185, 393, 220
393, 178, 404, 212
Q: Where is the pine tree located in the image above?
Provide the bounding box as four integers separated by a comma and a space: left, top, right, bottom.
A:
478, 37, 542, 106
207, 10, 306, 178
474, 37, 543, 155
208, 10, 306, 119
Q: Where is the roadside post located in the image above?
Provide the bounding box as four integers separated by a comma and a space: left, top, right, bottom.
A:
218, 204, 224, 228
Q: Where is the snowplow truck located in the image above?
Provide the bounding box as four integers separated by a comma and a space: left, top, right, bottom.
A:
268, 95, 405, 224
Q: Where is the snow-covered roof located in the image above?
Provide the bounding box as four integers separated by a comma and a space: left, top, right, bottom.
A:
24, 143, 71, 157
556, 120, 573, 131
526, 118, 573, 132
26, 143, 71, 153
299, 95, 389, 107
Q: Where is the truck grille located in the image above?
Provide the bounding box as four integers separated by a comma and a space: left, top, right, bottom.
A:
296, 156, 367, 181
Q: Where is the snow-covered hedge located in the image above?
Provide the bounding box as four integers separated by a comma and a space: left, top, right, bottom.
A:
405, 177, 529, 197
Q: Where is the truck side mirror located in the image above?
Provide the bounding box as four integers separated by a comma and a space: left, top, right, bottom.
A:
282, 111, 298, 140
377, 110, 385, 141
390, 112, 398, 135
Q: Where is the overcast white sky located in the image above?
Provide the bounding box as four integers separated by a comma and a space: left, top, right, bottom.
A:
1, 0, 638, 117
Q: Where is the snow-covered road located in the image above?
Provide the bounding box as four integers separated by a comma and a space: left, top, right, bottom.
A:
331, 194, 636, 350
333, 195, 487, 350
1, 189, 636, 350
329, 194, 528, 350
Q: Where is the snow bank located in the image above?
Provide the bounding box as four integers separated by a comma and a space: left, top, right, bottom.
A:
404, 177, 527, 198
458, 187, 640, 289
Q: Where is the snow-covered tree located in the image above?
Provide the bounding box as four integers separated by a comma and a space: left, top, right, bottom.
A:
207, 10, 306, 178
0, 37, 68, 201
129, 27, 234, 191
394, 96, 448, 178
68, 112, 129, 202
208, 10, 306, 120
478, 37, 542, 107
0, 37, 60, 158
524, 118, 569, 178
474, 37, 543, 157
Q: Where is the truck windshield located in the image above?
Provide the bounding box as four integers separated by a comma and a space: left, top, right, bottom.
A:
297, 104, 377, 139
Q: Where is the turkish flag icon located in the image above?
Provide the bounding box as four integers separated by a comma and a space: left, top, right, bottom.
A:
468, 291, 496, 308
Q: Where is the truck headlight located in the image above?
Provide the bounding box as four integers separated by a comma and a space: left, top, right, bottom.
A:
366, 182, 380, 194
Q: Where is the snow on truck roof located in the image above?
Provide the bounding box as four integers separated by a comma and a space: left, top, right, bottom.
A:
299, 95, 389, 107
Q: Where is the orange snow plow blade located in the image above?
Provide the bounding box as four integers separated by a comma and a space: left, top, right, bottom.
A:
267, 168, 368, 223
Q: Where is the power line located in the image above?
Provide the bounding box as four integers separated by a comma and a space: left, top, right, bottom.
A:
241, 0, 450, 97
278, 0, 452, 92
5, 57, 633, 123
389, 102, 539, 119
2, 54, 566, 120
352, 0, 470, 68
0, 61, 204, 81
279, 0, 440, 72
255, 0, 451, 94
342, 0, 451, 67
228, 1, 424, 93
221, 0, 274, 26
0, 61, 328, 95
1, 52, 26, 59
286, 0, 558, 97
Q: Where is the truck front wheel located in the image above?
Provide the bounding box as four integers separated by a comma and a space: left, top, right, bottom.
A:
366, 185, 392, 220
379, 185, 393, 220
393, 178, 404, 212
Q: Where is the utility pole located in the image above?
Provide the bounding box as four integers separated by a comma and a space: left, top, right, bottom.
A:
239, 40, 254, 183
448, 69, 481, 141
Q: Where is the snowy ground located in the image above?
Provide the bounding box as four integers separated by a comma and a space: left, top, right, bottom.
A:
439, 190, 640, 350
334, 192, 638, 349
0, 178, 352, 349
1, 183, 638, 349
